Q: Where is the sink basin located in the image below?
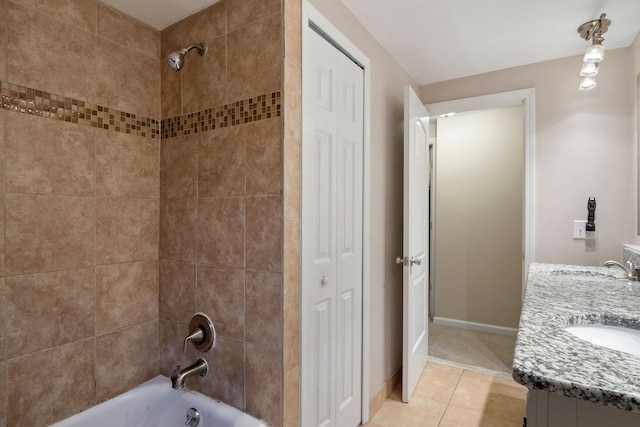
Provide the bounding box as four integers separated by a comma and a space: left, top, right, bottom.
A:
565, 324, 640, 356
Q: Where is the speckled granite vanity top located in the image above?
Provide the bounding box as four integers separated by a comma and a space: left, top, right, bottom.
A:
512, 263, 640, 411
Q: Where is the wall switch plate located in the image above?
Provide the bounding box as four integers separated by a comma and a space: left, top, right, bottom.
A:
573, 220, 587, 239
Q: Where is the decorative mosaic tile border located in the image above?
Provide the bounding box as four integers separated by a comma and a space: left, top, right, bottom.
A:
160, 91, 282, 139
1, 81, 282, 141
1, 81, 160, 138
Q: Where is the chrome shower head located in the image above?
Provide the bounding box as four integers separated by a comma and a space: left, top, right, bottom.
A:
166, 42, 208, 71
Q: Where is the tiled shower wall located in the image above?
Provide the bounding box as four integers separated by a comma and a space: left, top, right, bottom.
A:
0, 0, 290, 426
0, 1, 161, 426
157, 2, 284, 426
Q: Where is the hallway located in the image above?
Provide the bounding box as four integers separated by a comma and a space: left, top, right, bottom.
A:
369, 361, 527, 427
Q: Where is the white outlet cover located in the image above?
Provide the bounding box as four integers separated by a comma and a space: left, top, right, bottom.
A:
573, 220, 586, 240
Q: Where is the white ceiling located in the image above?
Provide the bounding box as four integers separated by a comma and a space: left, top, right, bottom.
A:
102, 0, 640, 85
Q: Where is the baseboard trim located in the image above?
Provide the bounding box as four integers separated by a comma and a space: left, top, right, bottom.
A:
368, 367, 401, 419
433, 317, 518, 337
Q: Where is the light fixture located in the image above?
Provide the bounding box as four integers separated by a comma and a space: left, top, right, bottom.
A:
576, 13, 611, 90
579, 76, 597, 91
579, 62, 599, 77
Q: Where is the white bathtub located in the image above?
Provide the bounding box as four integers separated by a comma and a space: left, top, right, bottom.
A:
49, 376, 266, 427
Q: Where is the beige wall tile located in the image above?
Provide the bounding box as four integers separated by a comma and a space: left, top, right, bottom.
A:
95, 320, 159, 402
193, 335, 245, 410
96, 38, 160, 118
5, 194, 93, 275
159, 197, 197, 262
0, 279, 4, 362
96, 261, 159, 334
7, 3, 95, 101
227, 13, 282, 102
35, 0, 96, 32
182, 35, 226, 114
283, 0, 301, 66
246, 196, 282, 272
181, 1, 226, 46
197, 265, 245, 341
245, 343, 282, 427
6, 268, 94, 358
0, 360, 5, 427
283, 292, 299, 372
98, 3, 160, 59
0, 0, 6, 81
159, 319, 195, 377
198, 126, 246, 197
283, 218, 300, 295
198, 197, 245, 268
96, 130, 160, 198
6, 111, 94, 196
159, 260, 196, 323
227, 0, 281, 32
283, 59, 301, 218
161, 135, 198, 198
96, 198, 159, 265
283, 367, 299, 427
161, 22, 183, 118
7, 339, 94, 427
245, 270, 281, 347
246, 117, 283, 195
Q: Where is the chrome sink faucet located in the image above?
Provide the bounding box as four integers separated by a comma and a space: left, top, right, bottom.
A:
604, 260, 640, 281
171, 358, 208, 389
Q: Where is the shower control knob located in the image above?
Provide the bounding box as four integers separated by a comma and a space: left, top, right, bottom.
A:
185, 407, 200, 427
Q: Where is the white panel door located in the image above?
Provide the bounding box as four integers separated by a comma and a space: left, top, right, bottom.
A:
401, 85, 430, 402
302, 26, 363, 427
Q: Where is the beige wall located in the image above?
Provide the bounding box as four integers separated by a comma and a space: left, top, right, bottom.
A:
434, 106, 523, 328
307, 0, 418, 404
0, 1, 286, 426
632, 33, 640, 245
421, 48, 635, 266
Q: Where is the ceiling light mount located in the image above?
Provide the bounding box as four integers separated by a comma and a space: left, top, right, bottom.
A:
577, 13, 611, 44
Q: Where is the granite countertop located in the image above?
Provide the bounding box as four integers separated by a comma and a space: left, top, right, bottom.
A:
512, 263, 640, 411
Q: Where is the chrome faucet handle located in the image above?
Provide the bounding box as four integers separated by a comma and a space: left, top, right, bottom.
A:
183, 328, 204, 354
183, 313, 216, 354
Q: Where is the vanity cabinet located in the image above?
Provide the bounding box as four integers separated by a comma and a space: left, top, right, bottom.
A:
526, 390, 640, 427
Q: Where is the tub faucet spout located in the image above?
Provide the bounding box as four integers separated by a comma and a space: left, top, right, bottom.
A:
171, 358, 208, 389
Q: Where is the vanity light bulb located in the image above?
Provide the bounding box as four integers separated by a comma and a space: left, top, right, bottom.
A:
579, 76, 597, 90
579, 62, 599, 77
583, 43, 605, 63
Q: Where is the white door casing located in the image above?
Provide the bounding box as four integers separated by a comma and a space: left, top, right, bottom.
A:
301, 21, 364, 427
401, 85, 430, 403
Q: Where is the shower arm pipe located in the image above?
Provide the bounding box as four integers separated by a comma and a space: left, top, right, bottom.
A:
184, 42, 207, 56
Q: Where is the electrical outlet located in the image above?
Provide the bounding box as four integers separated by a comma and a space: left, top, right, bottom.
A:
573, 220, 587, 239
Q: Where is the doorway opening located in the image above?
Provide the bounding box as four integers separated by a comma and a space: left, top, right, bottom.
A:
425, 89, 535, 375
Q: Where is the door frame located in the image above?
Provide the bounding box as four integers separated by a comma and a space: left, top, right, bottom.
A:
426, 88, 535, 298
301, 1, 372, 423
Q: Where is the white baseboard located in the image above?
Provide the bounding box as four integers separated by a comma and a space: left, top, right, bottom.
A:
433, 316, 518, 337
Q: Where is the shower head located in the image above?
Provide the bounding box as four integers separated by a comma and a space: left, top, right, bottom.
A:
166, 42, 208, 71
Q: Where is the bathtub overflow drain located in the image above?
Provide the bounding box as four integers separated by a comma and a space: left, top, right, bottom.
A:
185, 407, 200, 427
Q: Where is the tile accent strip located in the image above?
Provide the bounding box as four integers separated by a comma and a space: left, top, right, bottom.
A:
1, 80, 160, 138
1, 80, 282, 140
160, 91, 282, 139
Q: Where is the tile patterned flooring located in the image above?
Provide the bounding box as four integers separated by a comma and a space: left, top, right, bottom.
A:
368, 361, 527, 427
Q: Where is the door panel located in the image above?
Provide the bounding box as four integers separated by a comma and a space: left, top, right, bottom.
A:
402, 85, 430, 402
302, 26, 363, 427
